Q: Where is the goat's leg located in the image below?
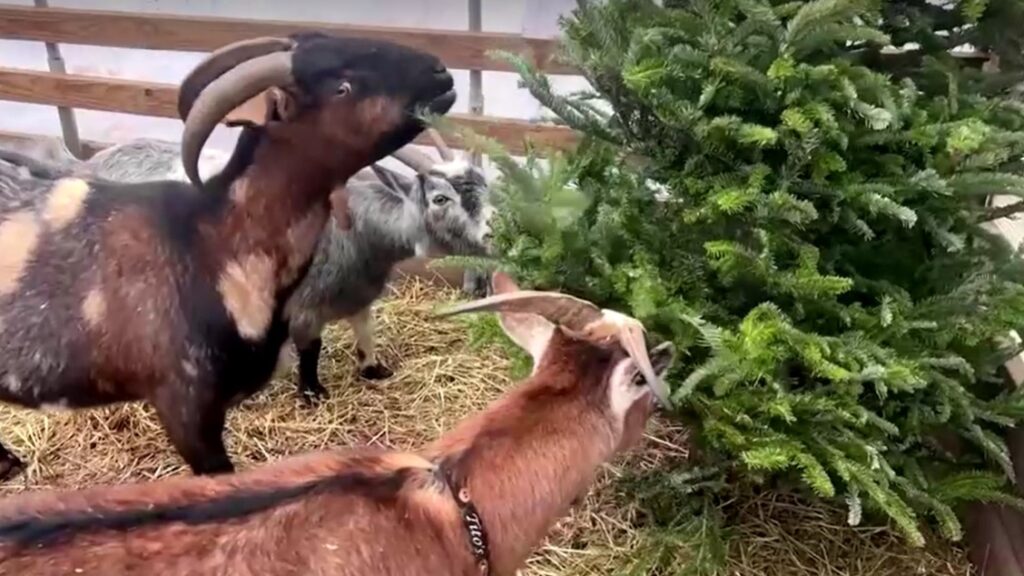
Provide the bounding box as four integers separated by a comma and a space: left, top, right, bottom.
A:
150, 385, 234, 475
462, 268, 490, 298
0, 440, 24, 481
291, 325, 329, 404
350, 308, 393, 380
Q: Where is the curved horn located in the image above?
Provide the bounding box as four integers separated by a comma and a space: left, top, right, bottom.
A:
181, 51, 294, 188
436, 291, 604, 333
437, 291, 673, 408
427, 128, 455, 162
391, 147, 437, 174
616, 322, 672, 408
178, 37, 295, 119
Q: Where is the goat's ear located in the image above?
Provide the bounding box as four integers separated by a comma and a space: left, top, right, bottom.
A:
371, 164, 416, 197
490, 271, 555, 369
223, 87, 297, 127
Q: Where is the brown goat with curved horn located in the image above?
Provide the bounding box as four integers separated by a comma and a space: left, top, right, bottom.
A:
0, 31, 457, 480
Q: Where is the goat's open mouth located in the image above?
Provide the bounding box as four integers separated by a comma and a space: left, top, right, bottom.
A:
427, 88, 457, 114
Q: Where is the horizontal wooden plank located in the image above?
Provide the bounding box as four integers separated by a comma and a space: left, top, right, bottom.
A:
0, 67, 578, 155
0, 129, 107, 159
0, 4, 579, 75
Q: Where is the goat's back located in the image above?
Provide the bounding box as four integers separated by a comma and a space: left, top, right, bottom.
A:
0, 448, 475, 575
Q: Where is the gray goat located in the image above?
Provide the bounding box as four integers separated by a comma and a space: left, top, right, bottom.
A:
285, 131, 494, 402
0, 135, 230, 183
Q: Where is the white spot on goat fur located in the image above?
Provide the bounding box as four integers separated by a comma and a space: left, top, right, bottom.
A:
607, 358, 651, 426
40, 399, 72, 412
273, 343, 297, 378
43, 178, 90, 231
0, 210, 41, 296
81, 287, 106, 328
216, 252, 276, 341
229, 179, 252, 206
2, 373, 22, 394
182, 360, 199, 378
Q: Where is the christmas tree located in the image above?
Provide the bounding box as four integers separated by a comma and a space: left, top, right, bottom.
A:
461, 0, 1024, 556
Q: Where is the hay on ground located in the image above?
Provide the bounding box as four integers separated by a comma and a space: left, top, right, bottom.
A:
0, 278, 971, 575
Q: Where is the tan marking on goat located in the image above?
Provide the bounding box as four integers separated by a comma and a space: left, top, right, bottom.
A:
81, 286, 106, 329
281, 209, 327, 286
229, 178, 252, 207
330, 187, 353, 231
42, 178, 90, 231
0, 210, 41, 296
217, 252, 276, 340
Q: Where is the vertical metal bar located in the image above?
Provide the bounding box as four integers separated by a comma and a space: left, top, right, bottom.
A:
34, 0, 82, 159
468, 0, 483, 167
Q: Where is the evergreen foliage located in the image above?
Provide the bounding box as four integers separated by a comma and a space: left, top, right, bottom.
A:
466, 0, 1024, 554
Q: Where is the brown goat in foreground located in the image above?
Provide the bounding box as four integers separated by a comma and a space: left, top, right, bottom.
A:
0, 271, 676, 576
0, 32, 456, 478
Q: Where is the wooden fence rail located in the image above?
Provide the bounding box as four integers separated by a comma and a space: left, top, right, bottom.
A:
0, 67, 577, 155
0, 4, 578, 75
0, 4, 580, 154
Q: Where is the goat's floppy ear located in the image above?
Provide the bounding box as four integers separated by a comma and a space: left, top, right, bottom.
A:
491, 271, 555, 371
223, 87, 297, 127
371, 164, 417, 197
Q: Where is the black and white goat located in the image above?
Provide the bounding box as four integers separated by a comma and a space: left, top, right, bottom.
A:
0, 32, 456, 479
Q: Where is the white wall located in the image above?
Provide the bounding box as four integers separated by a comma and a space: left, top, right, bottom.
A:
0, 0, 587, 170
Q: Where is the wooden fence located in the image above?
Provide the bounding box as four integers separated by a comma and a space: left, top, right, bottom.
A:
0, 3, 579, 155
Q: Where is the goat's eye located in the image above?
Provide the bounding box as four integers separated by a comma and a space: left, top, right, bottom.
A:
336, 81, 352, 97
432, 195, 450, 206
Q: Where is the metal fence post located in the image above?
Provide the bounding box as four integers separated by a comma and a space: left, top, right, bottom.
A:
34, 0, 82, 159
468, 0, 483, 167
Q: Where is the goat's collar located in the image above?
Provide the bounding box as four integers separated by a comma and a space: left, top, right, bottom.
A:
442, 467, 491, 575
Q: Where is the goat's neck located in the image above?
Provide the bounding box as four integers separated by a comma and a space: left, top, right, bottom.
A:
351, 188, 429, 258
203, 131, 359, 284
425, 375, 617, 575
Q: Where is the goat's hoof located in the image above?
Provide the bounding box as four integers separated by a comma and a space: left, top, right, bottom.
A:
299, 384, 330, 405
358, 364, 394, 381
0, 456, 25, 482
